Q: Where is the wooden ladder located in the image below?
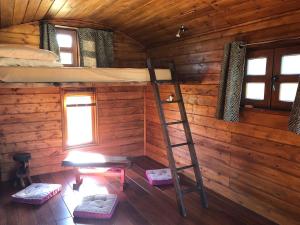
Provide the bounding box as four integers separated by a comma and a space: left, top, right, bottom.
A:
147, 59, 208, 217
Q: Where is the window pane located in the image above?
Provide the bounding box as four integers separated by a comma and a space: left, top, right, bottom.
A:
66, 96, 93, 146
66, 96, 92, 105
247, 58, 267, 75
279, 83, 298, 102
56, 34, 72, 48
281, 54, 300, 75
60, 52, 73, 65
245, 82, 265, 100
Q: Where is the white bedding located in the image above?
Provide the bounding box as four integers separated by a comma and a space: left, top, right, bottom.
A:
0, 44, 59, 61
0, 58, 63, 67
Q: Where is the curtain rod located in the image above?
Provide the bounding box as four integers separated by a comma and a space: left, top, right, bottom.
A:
240, 36, 300, 47
53, 24, 113, 32
55, 25, 78, 30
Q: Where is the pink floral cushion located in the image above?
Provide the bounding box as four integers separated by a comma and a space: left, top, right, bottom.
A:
11, 183, 62, 205
146, 168, 173, 186
73, 194, 118, 219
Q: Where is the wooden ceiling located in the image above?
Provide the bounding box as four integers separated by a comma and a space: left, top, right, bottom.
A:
1, 0, 300, 47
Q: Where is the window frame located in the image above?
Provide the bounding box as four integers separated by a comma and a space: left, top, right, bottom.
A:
242, 45, 300, 111
242, 49, 274, 108
62, 88, 98, 149
56, 27, 79, 67
271, 46, 300, 110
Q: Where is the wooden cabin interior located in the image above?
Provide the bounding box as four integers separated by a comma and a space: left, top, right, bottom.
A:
0, 1, 300, 225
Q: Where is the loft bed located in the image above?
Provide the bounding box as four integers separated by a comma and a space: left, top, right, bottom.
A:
0, 44, 171, 87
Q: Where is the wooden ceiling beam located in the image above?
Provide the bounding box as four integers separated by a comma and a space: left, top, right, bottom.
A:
13, 0, 29, 24
45, 0, 68, 19
0, 0, 15, 27
34, 0, 55, 21
23, 0, 42, 23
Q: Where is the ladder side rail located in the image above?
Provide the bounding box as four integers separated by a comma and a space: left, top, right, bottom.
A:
147, 59, 187, 216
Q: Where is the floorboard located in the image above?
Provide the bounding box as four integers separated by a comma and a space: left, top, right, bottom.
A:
0, 156, 277, 225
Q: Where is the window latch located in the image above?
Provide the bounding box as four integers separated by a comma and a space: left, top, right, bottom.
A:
271, 75, 279, 91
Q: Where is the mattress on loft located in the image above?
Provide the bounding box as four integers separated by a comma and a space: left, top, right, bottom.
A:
0, 67, 171, 83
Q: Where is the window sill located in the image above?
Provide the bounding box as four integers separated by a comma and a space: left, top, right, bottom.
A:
240, 106, 290, 116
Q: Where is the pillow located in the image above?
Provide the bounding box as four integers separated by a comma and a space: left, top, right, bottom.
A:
0, 44, 59, 61
146, 168, 173, 186
73, 194, 118, 219
0, 58, 63, 67
11, 183, 62, 205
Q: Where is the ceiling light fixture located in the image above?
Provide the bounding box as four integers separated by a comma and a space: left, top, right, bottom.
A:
176, 25, 187, 38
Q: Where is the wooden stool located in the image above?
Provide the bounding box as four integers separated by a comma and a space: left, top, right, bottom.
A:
13, 153, 32, 188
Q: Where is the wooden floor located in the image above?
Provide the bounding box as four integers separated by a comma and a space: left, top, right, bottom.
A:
0, 157, 277, 225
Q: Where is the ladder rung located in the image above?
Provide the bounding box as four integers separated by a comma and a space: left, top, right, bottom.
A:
155, 80, 173, 84
166, 120, 186, 126
182, 187, 199, 195
176, 164, 194, 171
171, 142, 190, 148
161, 99, 182, 104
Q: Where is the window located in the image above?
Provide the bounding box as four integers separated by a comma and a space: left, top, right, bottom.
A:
56, 28, 79, 67
63, 90, 97, 148
243, 45, 300, 110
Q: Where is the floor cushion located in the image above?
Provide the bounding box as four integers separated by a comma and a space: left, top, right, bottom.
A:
73, 194, 118, 219
11, 183, 62, 205
146, 168, 173, 186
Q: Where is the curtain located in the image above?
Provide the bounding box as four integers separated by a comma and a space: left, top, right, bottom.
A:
78, 28, 113, 67
216, 41, 246, 122
39, 22, 60, 58
288, 79, 300, 134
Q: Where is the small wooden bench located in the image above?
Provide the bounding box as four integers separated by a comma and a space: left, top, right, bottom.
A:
62, 151, 132, 191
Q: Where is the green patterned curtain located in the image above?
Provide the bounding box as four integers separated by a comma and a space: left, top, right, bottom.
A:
39, 22, 60, 58
288, 79, 300, 134
216, 41, 246, 122
78, 28, 113, 67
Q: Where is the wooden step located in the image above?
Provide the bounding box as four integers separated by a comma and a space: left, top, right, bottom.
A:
176, 164, 194, 171
171, 142, 191, 148
165, 120, 186, 126
155, 80, 174, 84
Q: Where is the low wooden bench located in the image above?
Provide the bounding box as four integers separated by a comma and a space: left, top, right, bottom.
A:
62, 151, 132, 191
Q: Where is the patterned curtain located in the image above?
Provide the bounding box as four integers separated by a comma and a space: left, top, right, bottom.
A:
288, 79, 300, 134
216, 41, 246, 122
78, 28, 113, 67
39, 22, 60, 58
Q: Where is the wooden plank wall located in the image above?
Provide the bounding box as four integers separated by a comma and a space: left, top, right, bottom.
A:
146, 11, 300, 225
0, 22, 146, 181
0, 22, 146, 67
0, 86, 145, 181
